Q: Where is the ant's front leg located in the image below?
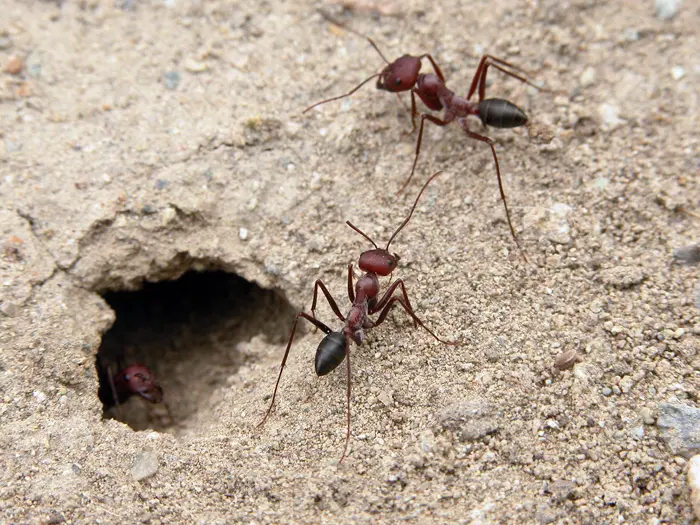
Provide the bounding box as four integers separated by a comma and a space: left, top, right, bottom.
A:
401, 90, 419, 137
369, 278, 418, 328
310, 280, 346, 324
347, 263, 355, 304
421, 54, 446, 83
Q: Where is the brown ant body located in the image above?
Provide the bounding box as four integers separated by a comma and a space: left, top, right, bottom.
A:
304, 22, 548, 261
258, 171, 459, 462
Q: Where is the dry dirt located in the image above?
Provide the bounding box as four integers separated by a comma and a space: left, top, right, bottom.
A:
1, 0, 699, 524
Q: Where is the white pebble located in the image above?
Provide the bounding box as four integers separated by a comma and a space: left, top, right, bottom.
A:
671, 66, 686, 80
655, 0, 682, 20
580, 67, 596, 88
184, 58, 208, 73
239, 227, 249, 241
599, 103, 623, 129
33, 391, 46, 403
689, 455, 700, 519
131, 450, 159, 481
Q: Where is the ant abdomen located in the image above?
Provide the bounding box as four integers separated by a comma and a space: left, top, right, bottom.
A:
315, 332, 348, 376
478, 98, 528, 128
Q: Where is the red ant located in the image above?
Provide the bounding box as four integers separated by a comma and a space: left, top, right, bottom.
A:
304, 19, 548, 261
97, 360, 172, 424
258, 171, 459, 462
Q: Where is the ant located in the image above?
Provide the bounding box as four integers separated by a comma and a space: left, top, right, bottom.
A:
97, 359, 172, 425
258, 171, 459, 462
304, 15, 548, 261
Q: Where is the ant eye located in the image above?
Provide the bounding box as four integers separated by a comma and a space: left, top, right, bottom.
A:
123, 374, 131, 381
395, 78, 402, 86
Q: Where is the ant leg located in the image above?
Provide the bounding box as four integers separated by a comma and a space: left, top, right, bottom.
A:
369, 278, 417, 328
373, 297, 458, 345
347, 263, 355, 303
106, 364, 122, 419
258, 313, 334, 428
400, 91, 419, 138
468, 55, 542, 102
162, 401, 174, 426
310, 280, 346, 323
421, 54, 446, 84
303, 73, 381, 114
462, 126, 528, 263
339, 336, 352, 463
395, 92, 410, 112
398, 113, 451, 194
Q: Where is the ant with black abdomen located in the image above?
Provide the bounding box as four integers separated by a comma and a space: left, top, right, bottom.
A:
258, 171, 460, 462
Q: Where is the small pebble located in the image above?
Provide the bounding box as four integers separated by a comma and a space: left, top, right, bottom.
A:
160, 206, 177, 226
0, 37, 11, 50
630, 426, 645, 440
131, 450, 159, 481
671, 66, 686, 80
184, 58, 208, 73
619, 375, 635, 393
239, 227, 248, 241
602, 387, 613, 397
554, 349, 578, 370
579, 67, 596, 88
621, 28, 640, 42
655, 0, 682, 20
378, 389, 393, 408
6, 56, 22, 75
600, 103, 623, 129
33, 391, 46, 403
657, 402, 700, 457
640, 407, 656, 425
674, 243, 700, 265
164, 71, 181, 90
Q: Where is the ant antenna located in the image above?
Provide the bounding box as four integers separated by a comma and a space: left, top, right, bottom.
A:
367, 37, 390, 65
346, 221, 378, 249
303, 73, 381, 113
316, 9, 391, 64
385, 171, 443, 250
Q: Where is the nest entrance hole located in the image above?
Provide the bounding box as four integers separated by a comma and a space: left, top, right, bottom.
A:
96, 270, 296, 434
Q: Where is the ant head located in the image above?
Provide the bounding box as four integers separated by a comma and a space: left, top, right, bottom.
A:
358, 248, 400, 276
346, 221, 402, 276
119, 364, 164, 404
376, 55, 422, 93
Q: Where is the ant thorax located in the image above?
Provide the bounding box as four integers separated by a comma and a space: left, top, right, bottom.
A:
354, 272, 380, 301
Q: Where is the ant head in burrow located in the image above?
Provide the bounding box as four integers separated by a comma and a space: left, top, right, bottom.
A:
376, 55, 422, 93
115, 364, 164, 403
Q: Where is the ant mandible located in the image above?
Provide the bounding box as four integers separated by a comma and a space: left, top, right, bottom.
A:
304, 16, 547, 261
258, 171, 459, 463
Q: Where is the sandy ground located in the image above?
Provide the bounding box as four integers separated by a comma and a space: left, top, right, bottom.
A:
1, 0, 699, 523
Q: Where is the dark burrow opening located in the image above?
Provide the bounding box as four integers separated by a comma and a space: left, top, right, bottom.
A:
96, 270, 296, 434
